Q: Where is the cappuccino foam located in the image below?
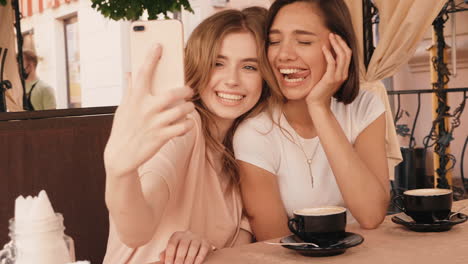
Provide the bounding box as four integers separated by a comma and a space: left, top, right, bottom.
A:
294, 206, 346, 216
404, 188, 452, 196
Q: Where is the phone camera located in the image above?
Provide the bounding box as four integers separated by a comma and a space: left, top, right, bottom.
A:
133, 25, 145, 32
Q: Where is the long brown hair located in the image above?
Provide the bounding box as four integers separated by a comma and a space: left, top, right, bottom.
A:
265, 0, 360, 110
184, 7, 273, 191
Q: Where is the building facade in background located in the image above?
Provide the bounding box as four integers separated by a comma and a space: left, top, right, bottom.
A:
19, 0, 270, 109
19, 0, 468, 179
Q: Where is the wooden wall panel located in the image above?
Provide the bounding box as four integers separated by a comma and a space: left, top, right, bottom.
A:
0, 113, 114, 264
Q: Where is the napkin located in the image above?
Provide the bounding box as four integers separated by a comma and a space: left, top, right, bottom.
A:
14, 190, 56, 221
12, 190, 72, 264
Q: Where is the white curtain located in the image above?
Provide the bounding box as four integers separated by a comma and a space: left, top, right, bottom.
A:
345, 0, 447, 179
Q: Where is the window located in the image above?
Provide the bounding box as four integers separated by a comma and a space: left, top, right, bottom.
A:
64, 16, 81, 108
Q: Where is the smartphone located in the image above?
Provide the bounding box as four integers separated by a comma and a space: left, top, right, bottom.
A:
130, 20, 185, 94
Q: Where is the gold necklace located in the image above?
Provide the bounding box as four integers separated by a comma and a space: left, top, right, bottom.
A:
294, 132, 320, 188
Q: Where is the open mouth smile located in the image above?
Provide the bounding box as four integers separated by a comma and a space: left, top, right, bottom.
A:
216, 92, 245, 103
279, 68, 310, 84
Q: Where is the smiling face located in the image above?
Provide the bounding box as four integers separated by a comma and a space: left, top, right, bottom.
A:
267, 2, 331, 101
200, 32, 263, 122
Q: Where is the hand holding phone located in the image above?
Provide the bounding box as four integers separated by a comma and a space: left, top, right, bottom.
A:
105, 30, 194, 177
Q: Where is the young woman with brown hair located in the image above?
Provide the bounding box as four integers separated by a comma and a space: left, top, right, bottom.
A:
103, 7, 272, 264
234, 0, 390, 241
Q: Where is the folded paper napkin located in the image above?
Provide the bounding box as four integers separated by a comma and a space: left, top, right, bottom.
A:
15, 190, 55, 221
13, 190, 72, 264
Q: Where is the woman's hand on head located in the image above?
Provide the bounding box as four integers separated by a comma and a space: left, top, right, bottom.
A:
159, 231, 215, 264
104, 44, 196, 177
306, 33, 352, 109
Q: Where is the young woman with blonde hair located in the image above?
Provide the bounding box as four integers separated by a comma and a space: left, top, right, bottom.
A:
103, 7, 272, 264
234, 0, 390, 241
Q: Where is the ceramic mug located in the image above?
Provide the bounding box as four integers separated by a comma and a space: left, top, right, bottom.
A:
288, 206, 347, 243
392, 188, 452, 223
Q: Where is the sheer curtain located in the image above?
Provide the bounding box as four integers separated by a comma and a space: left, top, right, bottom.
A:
0, 1, 23, 111
345, 0, 447, 178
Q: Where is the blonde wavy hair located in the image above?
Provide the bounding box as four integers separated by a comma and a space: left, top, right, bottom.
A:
185, 7, 275, 191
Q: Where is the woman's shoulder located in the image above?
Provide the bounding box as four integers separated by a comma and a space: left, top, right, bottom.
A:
153, 110, 203, 153
237, 110, 276, 135
331, 88, 386, 136
354, 89, 383, 106
332, 89, 383, 114
188, 110, 202, 126
138, 111, 203, 175
181, 110, 204, 144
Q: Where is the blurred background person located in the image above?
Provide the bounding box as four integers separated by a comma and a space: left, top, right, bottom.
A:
22, 50, 57, 110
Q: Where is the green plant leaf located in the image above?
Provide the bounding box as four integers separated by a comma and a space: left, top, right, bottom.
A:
91, 0, 193, 21
396, 124, 411, 137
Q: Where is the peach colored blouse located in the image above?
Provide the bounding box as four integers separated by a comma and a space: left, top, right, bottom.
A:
103, 112, 250, 264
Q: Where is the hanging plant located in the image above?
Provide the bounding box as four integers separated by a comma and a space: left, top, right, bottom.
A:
90, 0, 193, 21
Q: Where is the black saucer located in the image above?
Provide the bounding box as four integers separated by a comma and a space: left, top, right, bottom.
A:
280, 232, 364, 257
391, 212, 468, 232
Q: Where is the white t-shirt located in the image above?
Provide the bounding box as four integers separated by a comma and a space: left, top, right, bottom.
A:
233, 90, 385, 223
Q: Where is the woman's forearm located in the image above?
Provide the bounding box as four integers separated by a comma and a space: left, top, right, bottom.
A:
308, 106, 389, 228
105, 168, 169, 247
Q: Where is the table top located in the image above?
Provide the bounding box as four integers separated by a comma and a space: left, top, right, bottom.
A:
205, 199, 468, 264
